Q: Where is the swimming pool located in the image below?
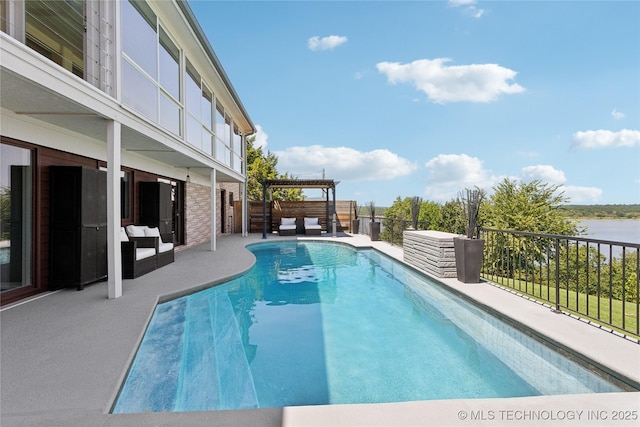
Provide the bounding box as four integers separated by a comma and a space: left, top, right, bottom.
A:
113, 241, 626, 413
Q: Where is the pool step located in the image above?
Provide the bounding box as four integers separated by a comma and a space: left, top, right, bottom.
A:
211, 292, 259, 410
173, 295, 220, 411
113, 299, 188, 413
173, 290, 258, 411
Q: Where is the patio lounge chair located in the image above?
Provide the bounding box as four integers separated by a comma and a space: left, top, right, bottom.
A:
141, 226, 175, 267
279, 217, 297, 236
126, 224, 175, 267
121, 227, 157, 279
304, 217, 322, 235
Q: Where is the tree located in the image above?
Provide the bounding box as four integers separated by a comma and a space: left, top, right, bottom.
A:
438, 200, 465, 234
482, 179, 579, 280
245, 137, 303, 201
485, 178, 578, 235
381, 197, 442, 244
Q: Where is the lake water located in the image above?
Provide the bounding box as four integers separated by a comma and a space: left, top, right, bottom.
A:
579, 219, 640, 244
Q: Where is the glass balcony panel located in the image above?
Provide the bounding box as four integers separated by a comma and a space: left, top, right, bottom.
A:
122, 60, 158, 122
160, 93, 181, 136
186, 113, 202, 150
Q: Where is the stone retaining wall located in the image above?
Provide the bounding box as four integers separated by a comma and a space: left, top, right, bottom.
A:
403, 230, 458, 278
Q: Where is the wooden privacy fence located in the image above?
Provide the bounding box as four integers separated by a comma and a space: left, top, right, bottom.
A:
237, 200, 357, 234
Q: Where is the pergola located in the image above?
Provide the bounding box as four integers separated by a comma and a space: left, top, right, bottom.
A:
261, 179, 338, 238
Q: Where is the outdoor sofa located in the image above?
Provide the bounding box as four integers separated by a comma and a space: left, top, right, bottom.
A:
120, 227, 157, 279
303, 217, 322, 235
121, 225, 175, 278
279, 217, 297, 236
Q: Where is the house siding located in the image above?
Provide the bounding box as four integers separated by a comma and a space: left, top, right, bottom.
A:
1, 0, 253, 303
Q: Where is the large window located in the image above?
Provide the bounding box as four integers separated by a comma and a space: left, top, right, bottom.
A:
0, 143, 33, 293
25, 0, 84, 78
185, 61, 203, 150
1, 1, 7, 33
185, 60, 216, 155
122, 0, 182, 136
232, 129, 243, 173
215, 107, 231, 166
159, 28, 181, 135
119, 0, 244, 169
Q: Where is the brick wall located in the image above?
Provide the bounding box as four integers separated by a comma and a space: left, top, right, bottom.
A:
185, 181, 212, 247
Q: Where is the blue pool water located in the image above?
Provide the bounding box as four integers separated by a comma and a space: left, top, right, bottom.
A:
113, 241, 624, 413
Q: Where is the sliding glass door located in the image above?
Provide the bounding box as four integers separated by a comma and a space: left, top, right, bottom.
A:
0, 143, 33, 294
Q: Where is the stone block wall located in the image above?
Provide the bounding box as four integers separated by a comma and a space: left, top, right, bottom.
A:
403, 230, 458, 278
185, 181, 214, 247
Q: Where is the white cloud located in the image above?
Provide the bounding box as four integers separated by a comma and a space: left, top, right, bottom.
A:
274, 145, 417, 181
308, 35, 348, 51
376, 58, 525, 104
424, 153, 499, 200
517, 150, 539, 158
611, 108, 625, 120
253, 125, 268, 149
572, 129, 640, 149
448, 0, 485, 18
521, 165, 566, 185
561, 185, 603, 204
449, 0, 476, 5
422, 154, 607, 204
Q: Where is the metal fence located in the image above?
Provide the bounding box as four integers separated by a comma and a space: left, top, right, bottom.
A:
380, 218, 429, 245
479, 227, 640, 339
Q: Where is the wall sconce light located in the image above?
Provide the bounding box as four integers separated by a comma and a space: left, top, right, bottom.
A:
186, 168, 191, 183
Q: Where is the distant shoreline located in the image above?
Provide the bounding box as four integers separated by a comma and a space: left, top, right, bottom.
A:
570, 217, 640, 221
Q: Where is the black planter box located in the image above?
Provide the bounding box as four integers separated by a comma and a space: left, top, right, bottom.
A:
370, 221, 380, 241
454, 237, 484, 283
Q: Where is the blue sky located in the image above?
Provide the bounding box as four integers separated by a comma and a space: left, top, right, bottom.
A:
189, 0, 640, 207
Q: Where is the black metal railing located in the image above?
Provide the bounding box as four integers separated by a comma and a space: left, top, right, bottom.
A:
479, 227, 640, 339
381, 218, 429, 245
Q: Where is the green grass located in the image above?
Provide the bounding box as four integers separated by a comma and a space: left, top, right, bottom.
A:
482, 273, 640, 341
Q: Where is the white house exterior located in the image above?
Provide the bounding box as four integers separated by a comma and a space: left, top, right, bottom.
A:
0, 0, 255, 304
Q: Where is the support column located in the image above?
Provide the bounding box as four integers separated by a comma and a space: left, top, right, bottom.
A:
107, 120, 122, 299
332, 186, 337, 237
241, 182, 247, 237
210, 168, 217, 251
262, 181, 267, 239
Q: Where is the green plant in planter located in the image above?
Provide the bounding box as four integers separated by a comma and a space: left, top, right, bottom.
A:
459, 188, 484, 238
410, 196, 422, 230
365, 200, 375, 221
454, 188, 485, 283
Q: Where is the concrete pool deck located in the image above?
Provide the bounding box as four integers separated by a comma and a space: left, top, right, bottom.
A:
1, 233, 639, 426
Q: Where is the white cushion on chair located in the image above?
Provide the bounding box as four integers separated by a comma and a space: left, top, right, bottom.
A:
159, 242, 173, 253
120, 227, 129, 242
126, 225, 146, 238
281, 217, 296, 226
136, 248, 156, 260
144, 226, 160, 238
304, 217, 321, 229
144, 227, 173, 249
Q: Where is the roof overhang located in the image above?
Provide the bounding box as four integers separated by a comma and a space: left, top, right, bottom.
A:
262, 179, 338, 190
